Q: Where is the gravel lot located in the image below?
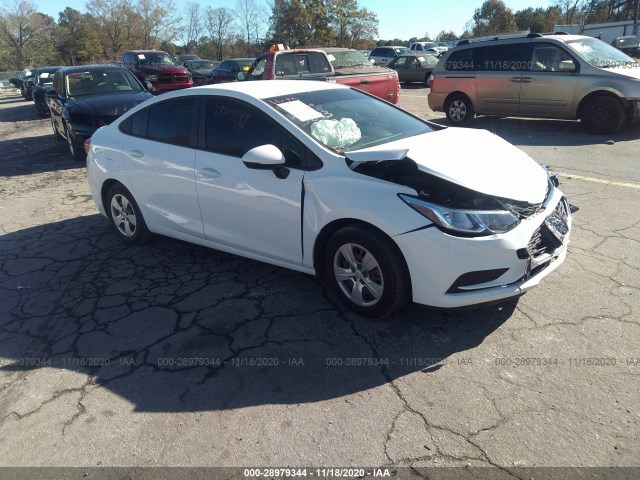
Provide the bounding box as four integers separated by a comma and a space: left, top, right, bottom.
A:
0, 85, 639, 478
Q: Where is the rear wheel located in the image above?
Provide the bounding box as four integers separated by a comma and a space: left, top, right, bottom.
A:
445, 94, 474, 126
324, 225, 411, 319
106, 183, 152, 245
581, 95, 625, 134
425, 73, 431, 87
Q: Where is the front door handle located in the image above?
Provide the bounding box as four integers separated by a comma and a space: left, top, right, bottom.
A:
128, 150, 144, 159
520, 77, 533, 83
360, 79, 369, 85
510, 77, 522, 83
200, 167, 221, 178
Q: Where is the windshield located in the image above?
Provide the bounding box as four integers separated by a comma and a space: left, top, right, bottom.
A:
189, 60, 215, 69
265, 88, 433, 154
566, 37, 636, 68
395, 47, 412, 55
329, 51, 369, 68
66, 70, 143, 96
237, 59, 255, 70
138, 52, 177, 66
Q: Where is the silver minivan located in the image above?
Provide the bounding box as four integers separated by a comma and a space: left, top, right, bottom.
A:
428, 34, 640, 134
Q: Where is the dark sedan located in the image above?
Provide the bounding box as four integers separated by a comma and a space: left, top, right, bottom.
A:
182, 59, 220, 86
47, 65, 153, 161
211, 58, 255, 83
387, 54, 439, 86
12, 68, 37, 99
31, 66, 62, 117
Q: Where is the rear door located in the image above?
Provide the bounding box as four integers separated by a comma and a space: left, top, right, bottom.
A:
474, 43, 532, 115
518, 43, 579, 118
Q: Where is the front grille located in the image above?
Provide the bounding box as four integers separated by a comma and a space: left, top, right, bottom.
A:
158, 73, 189, 84
526, 197, 569, 258
502, 179, 552, 219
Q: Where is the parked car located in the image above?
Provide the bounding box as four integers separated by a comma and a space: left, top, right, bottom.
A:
410, 42, 447, 55
388, 54, 439, 86
121, 50, 193, 93
368, 46, 412, 66
14, 68, 36, 99
611, 36, 639, 57
86, 80, 571, 318
182, 59, 219, 85
212, 58, 255, 83
178, 54, 200, 63
47, 65, 153, 161
31, 66, 62, 117
429, 33, 640, 134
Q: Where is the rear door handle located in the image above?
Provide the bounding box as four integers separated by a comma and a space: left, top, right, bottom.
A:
521, 77, 533, 83
360, 79, 369, 85
128, 150, 144, 159
510, 77, 522, 83
200, 167, 221, 178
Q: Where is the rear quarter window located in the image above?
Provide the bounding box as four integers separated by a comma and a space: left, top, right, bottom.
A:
444, 48, 477, 71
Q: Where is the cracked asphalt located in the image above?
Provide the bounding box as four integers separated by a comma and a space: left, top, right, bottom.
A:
0, 86, 639, 476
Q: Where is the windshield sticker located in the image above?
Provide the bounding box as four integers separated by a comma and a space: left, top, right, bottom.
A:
40, 72, 50, 78
327, 54, 336, 62
278, 100, 324, 122
138, 54, 146, 60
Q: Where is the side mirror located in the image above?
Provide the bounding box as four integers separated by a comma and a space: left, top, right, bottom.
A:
558, 60, 577, 72
236, 72, 246, 81
243, 144, 285, 168
144, 80, 153, 91
46, 89, 58, 99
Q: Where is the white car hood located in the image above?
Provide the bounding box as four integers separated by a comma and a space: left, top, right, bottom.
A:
606, 66, 640, 80
347, 128, 549, 204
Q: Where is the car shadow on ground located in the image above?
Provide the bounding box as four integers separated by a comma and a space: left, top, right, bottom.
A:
0, 135, 77, 176
0, 95, 40, 122
428, 116, 640, 147
0, 215, 517, 412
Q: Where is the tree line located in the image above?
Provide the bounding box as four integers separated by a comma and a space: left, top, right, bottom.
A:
1, 0, 639, 71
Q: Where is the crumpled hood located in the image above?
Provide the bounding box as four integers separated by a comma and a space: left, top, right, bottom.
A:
69, 91, 152, 116
347, 128, 549, 204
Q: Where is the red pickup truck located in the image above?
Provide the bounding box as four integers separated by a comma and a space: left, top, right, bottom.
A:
241, 45, 400, 104
121, 50, 193, 94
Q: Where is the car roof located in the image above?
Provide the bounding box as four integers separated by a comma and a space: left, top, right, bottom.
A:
183, 79, 346, 99
59, 64, 129, 73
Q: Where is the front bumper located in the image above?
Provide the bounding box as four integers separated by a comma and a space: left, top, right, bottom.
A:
427, 91, 445, 112
150, 82, 193, 93
394, 188, 571, 308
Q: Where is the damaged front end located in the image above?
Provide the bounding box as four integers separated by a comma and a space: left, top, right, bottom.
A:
348, 156, 552, 237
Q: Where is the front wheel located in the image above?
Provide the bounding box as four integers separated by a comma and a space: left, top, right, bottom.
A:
106, 183, 152, 245
445, 94, 475, 126
581, 95, 625, 134
64, 123, 86, 161
324, 226, 411, 319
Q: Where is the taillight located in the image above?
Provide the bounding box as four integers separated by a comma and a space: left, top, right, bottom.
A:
84, 138, 91, 154
429, 74, 435, 89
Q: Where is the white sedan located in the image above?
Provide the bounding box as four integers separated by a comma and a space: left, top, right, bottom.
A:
86, 80, 571, 318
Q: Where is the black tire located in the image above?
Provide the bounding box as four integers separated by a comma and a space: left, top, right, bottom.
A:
106, 183, 152, 245
51, 116, 64, 141
425, 73, 431, 87
64, 122, 86, 162
580, 95, 625, 134
445, 93, 475, 126
324, 225, 411, 319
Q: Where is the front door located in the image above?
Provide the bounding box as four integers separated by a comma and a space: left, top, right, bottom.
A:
195, 97, 304, 266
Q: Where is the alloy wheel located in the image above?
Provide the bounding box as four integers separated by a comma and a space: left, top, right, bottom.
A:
333, 243, 384, 307
110, 194, 137, 238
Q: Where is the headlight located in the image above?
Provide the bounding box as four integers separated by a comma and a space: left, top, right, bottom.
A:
399, 194, 520, 236
146, 75, 158, 82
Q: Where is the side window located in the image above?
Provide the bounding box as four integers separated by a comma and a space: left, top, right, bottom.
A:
444, 48, 476, 71
370, 48, 380, 57
205, 98, 278, 157
219, 61, 230, 71
250, 57, 266, 79
479, 43, 532, 71
531, 44, 576, 72
395, 57, 408, 66
147, 98, 197, 146
53, 72, 63, 96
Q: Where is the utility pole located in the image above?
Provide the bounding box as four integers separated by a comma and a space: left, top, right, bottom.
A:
635, 0, 640, 37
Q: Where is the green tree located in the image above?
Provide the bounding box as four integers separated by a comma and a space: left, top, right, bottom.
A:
471, 0, 517, 35
57, 7, 102, 65
514, 6, 562, 33
86, 0, 136, 61
435, 30, 458, 42
268, 0, 312, 46
0, 0, 57, 68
